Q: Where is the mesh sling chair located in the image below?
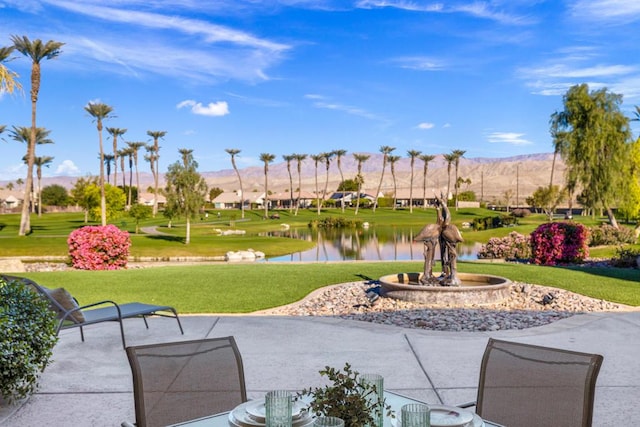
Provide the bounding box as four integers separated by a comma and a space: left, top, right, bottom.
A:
1, 275, 184, 349
464, 338, 603, 427
123, 336, 248, 427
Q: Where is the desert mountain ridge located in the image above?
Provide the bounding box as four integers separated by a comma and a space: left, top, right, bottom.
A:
1, 152, 564, 203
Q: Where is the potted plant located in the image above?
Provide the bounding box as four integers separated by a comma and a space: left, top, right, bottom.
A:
0, 277, 58, 404
297, 363, 393, 427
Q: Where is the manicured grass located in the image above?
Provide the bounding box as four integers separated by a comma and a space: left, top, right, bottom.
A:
20, 261, 640, 313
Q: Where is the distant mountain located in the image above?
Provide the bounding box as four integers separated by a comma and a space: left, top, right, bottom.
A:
1, 152, 563, 203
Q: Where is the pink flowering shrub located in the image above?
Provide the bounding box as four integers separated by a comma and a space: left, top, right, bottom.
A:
477, 231, 531, 260
530, 222, 589, 265
67, 225, 131, 270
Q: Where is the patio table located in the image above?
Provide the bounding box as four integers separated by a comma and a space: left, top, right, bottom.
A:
168, 390, 503, 427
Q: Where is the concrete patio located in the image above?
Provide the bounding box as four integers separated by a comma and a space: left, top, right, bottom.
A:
1, 310, 639, 426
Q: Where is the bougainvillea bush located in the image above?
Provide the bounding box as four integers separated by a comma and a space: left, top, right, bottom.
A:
67, 225, 131, 270
477, 231, 532, 260
530, 222, 589, 265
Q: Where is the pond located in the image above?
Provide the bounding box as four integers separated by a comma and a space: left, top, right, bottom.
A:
261, 227, 482, 262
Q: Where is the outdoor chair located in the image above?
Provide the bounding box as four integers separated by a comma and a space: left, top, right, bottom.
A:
461, 338, 603, 427
122, 336, 248, 427
1, 275, 184, 349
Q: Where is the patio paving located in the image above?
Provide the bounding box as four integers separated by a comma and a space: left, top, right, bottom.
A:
1, 310, 639, 426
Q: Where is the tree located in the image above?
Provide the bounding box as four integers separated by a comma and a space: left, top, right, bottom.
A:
526, 185, 567, 220
225, 148, 245, 219
32, 155, 53, 216
282, 154, 295, 212
503, 189, 514, 212
442, 152, 456, 201
337, 179, 359, 191
310, 153, 323, 215
164, 150, 208, 244
40, 184, 69, 207
293, 153, 307, 216
259, 152, 275, 218
332, 149, 347, 212
321, 151, 334, 209
451, 149, 466, 210
126, 141, 145, 204
85, 183, 126, 223
209, 187, 223, 202
70, 176, 99, 223
146, 130, 166, 216
84, 101, 114, 226
373, 145, 395, 212
118, 147, 134, 206
128, 203, 152, 234
106, 127, 127, 189
11, 35, 64, 236
419, 154, 436, 209
388, 154, 401, 210
103, 154, 115, 185
0, 45, 21, 95
550, 84, 632, 228
353, 153, 370, 215
617, 138, 640, 227
407, 149, 421, 213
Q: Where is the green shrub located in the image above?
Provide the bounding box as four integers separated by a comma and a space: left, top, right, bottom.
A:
309, 217, 363, 229
472, 215, 504, 231
0, 277, 58, 402
477, 231, 532, 260
611, 247, 640, 268
588, 224, 637, 246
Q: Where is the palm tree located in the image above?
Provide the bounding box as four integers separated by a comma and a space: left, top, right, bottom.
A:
443, 152, 456, 201
407, 149, 421, 213
144, 147, 158, 204
293, 153, 307, 216
147, 130, 166, 216
225, 148, 245, 218
0, 45, 22, 95
419, 154, 436, 209
353, 153, 370, 215
106, 127, 127, 190
32, 155, 53, 216
259, 153, 276, 218
85, 101, 114, 226
117, 148, 128, 191
321, 151, 334, 209
118, 147, 134, 207
332, 149, 348, 212
178, 148, 193, 167
11, 35, 64, 235
310, 153, 323, 215
451, 149, 466, 210
388, 155, 401, 210
373, 145, 395, 213
103, 154, 115, 184
282, 154, 295, 212
126, 141, 145, 203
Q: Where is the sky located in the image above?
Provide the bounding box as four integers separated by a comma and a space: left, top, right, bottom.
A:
1, 0, 640, 182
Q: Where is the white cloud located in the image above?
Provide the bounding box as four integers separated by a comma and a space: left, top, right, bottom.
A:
391, 56, 447, 71
309, 98, 387, 123
177, 100, 230, 117
55, 160, 81, 176
486, 132, 533, 146
570, 0, 640, 22
417, 122, 435, 130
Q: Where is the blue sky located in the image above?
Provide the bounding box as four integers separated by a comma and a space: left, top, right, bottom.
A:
1, 0, 639, 182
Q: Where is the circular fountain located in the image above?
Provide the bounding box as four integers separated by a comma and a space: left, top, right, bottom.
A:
378, 272, 511, 306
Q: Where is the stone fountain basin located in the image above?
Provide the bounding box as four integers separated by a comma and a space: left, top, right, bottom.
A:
379, 272, 511, 306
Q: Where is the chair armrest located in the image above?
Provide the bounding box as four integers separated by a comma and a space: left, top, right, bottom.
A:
121, 421, 136, 427
457, 401, 476, 409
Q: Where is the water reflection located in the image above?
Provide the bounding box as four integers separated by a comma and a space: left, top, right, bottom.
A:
262, 227, 481, 262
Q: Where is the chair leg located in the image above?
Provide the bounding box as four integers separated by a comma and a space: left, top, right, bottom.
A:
142, 316, 150, 329
172, 309, 185, 335
118, 319, 127, 349
80, 325, 85, 342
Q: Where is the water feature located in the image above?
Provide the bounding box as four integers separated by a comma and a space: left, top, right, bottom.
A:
261, 227, 482, 262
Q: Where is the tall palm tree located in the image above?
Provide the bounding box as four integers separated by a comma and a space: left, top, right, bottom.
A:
32, 155, 53, 216
443, 152, 456, 201
11, 35, 64, 235
282, 154, 295, 212
85, 101, 113, 226
321, 151, 334, 209
293, 153, 307, 216
147, 130, 166, 216
117, 148, 128, 191
451, 149, 466, 210
0, 45, 21, 95
121, 147, 135, 207
259, 153, 276, 218
407, 149, 421, 213
144, 147, 158, 205
388, 155, 401, 210
10, 126, 54, 213
178, 148, 193, 167
373, 145, 395, 213
126, 141, 145, 204
103, 154, 115, 184
419, 154, 436, 209
107, 127, 127, 190
353, 153, 370, 215
332, 149, 347, 212
310, 153, 323, 215
225, 148, 245, 218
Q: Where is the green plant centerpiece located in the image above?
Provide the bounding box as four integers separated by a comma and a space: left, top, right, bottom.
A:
297, 363, 393, 427
0, 277, 58, 404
